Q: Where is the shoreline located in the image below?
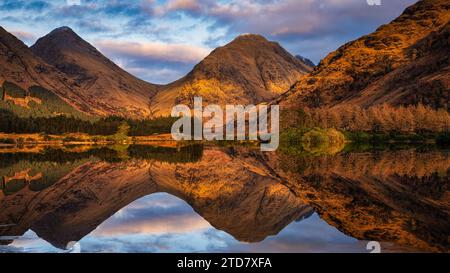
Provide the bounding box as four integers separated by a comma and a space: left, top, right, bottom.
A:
0, 132, 176, 146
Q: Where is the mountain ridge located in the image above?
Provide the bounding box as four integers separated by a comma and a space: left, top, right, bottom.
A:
281, 0, 450, 110
0, 26, 96, 117
31, 26, 162, 118
1, 27, 314, 118
152, 34, 314, 116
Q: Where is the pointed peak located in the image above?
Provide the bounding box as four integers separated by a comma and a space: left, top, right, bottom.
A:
36, 26, 84, 44
31, 25, 106, 68
233, 33, 268, 42
47, 26, 78, 37
52, 26, 74, 32
31, 26, 91, 49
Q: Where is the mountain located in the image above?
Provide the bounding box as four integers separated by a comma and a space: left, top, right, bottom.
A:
31, 27, 162, 117
296, 55, 315, 68
2, 27, 313, 119
152, 34, 313, 116
0, 26, 61, 91
0, 26, 90, 118
281, 0, 450, 110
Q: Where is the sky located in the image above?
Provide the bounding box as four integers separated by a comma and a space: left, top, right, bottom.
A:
0, 0, 418, 84
2, 193, 376, 253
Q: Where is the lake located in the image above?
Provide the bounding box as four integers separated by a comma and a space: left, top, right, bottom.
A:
0, 144, 448, 253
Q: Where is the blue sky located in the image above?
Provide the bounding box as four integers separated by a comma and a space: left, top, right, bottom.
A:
0, 0, 418, 84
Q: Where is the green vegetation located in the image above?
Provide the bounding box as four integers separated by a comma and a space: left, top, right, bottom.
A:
0, 144, 204, 196
0, 145, 204, 169
0, 109, 177, 136
280, 127, 346, 156
3, 179, 27, 195
0, 81, 178, 138
3, 81, 26, 98
29, 86, 89, 119
1, 159, 93, 195
0, 82, 90, 119
127, 144, 204, 163
109, 121, 130, 143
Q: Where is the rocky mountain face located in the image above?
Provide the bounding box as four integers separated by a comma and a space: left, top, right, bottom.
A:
0, 26, 59, 91
152, 34, 313, 116
282, 0, 450, 110
0, 26, 162, 118
1, 26, 313, 118
31, 27, 161, 117
0, 26, 91, 115
2, 0, 448, 119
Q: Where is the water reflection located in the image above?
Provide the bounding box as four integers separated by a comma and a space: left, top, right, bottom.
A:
0, 144, 448, 252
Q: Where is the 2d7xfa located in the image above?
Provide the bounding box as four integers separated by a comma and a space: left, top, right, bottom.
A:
221, 258, 272, 268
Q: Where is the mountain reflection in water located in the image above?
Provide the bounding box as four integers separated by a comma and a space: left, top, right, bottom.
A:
0, 144, 448, 253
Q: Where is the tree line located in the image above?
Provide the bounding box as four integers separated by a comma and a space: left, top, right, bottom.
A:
0, 109, 176, 136
291, 104, 449, 133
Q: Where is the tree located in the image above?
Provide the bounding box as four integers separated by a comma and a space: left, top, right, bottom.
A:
111, 121, 130, 143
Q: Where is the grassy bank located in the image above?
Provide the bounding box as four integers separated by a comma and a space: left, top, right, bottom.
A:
0, 132, 175, 146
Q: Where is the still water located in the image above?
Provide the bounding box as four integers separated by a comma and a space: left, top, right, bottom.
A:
0, 144, 448, 253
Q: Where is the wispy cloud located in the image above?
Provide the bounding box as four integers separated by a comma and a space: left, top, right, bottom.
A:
9, 30, 36, 43
96, 40, 211, 64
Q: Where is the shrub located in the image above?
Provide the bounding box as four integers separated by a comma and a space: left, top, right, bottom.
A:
280, 127, 345, 155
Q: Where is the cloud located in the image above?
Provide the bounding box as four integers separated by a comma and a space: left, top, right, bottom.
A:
91, 193, 211, 236
95, 40, 211, 64
9, 30, 36, 42
93, 39, 211, 83
149, 0, 202, 16
0, 0, 419, 83
93, 214, 210, 236
25, 1, 51, 11
166, 0, 201, 12
77, 19, 112, 33
0, 0, 51, 11
125, 67, 188, 85
204, 0, 417, 37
